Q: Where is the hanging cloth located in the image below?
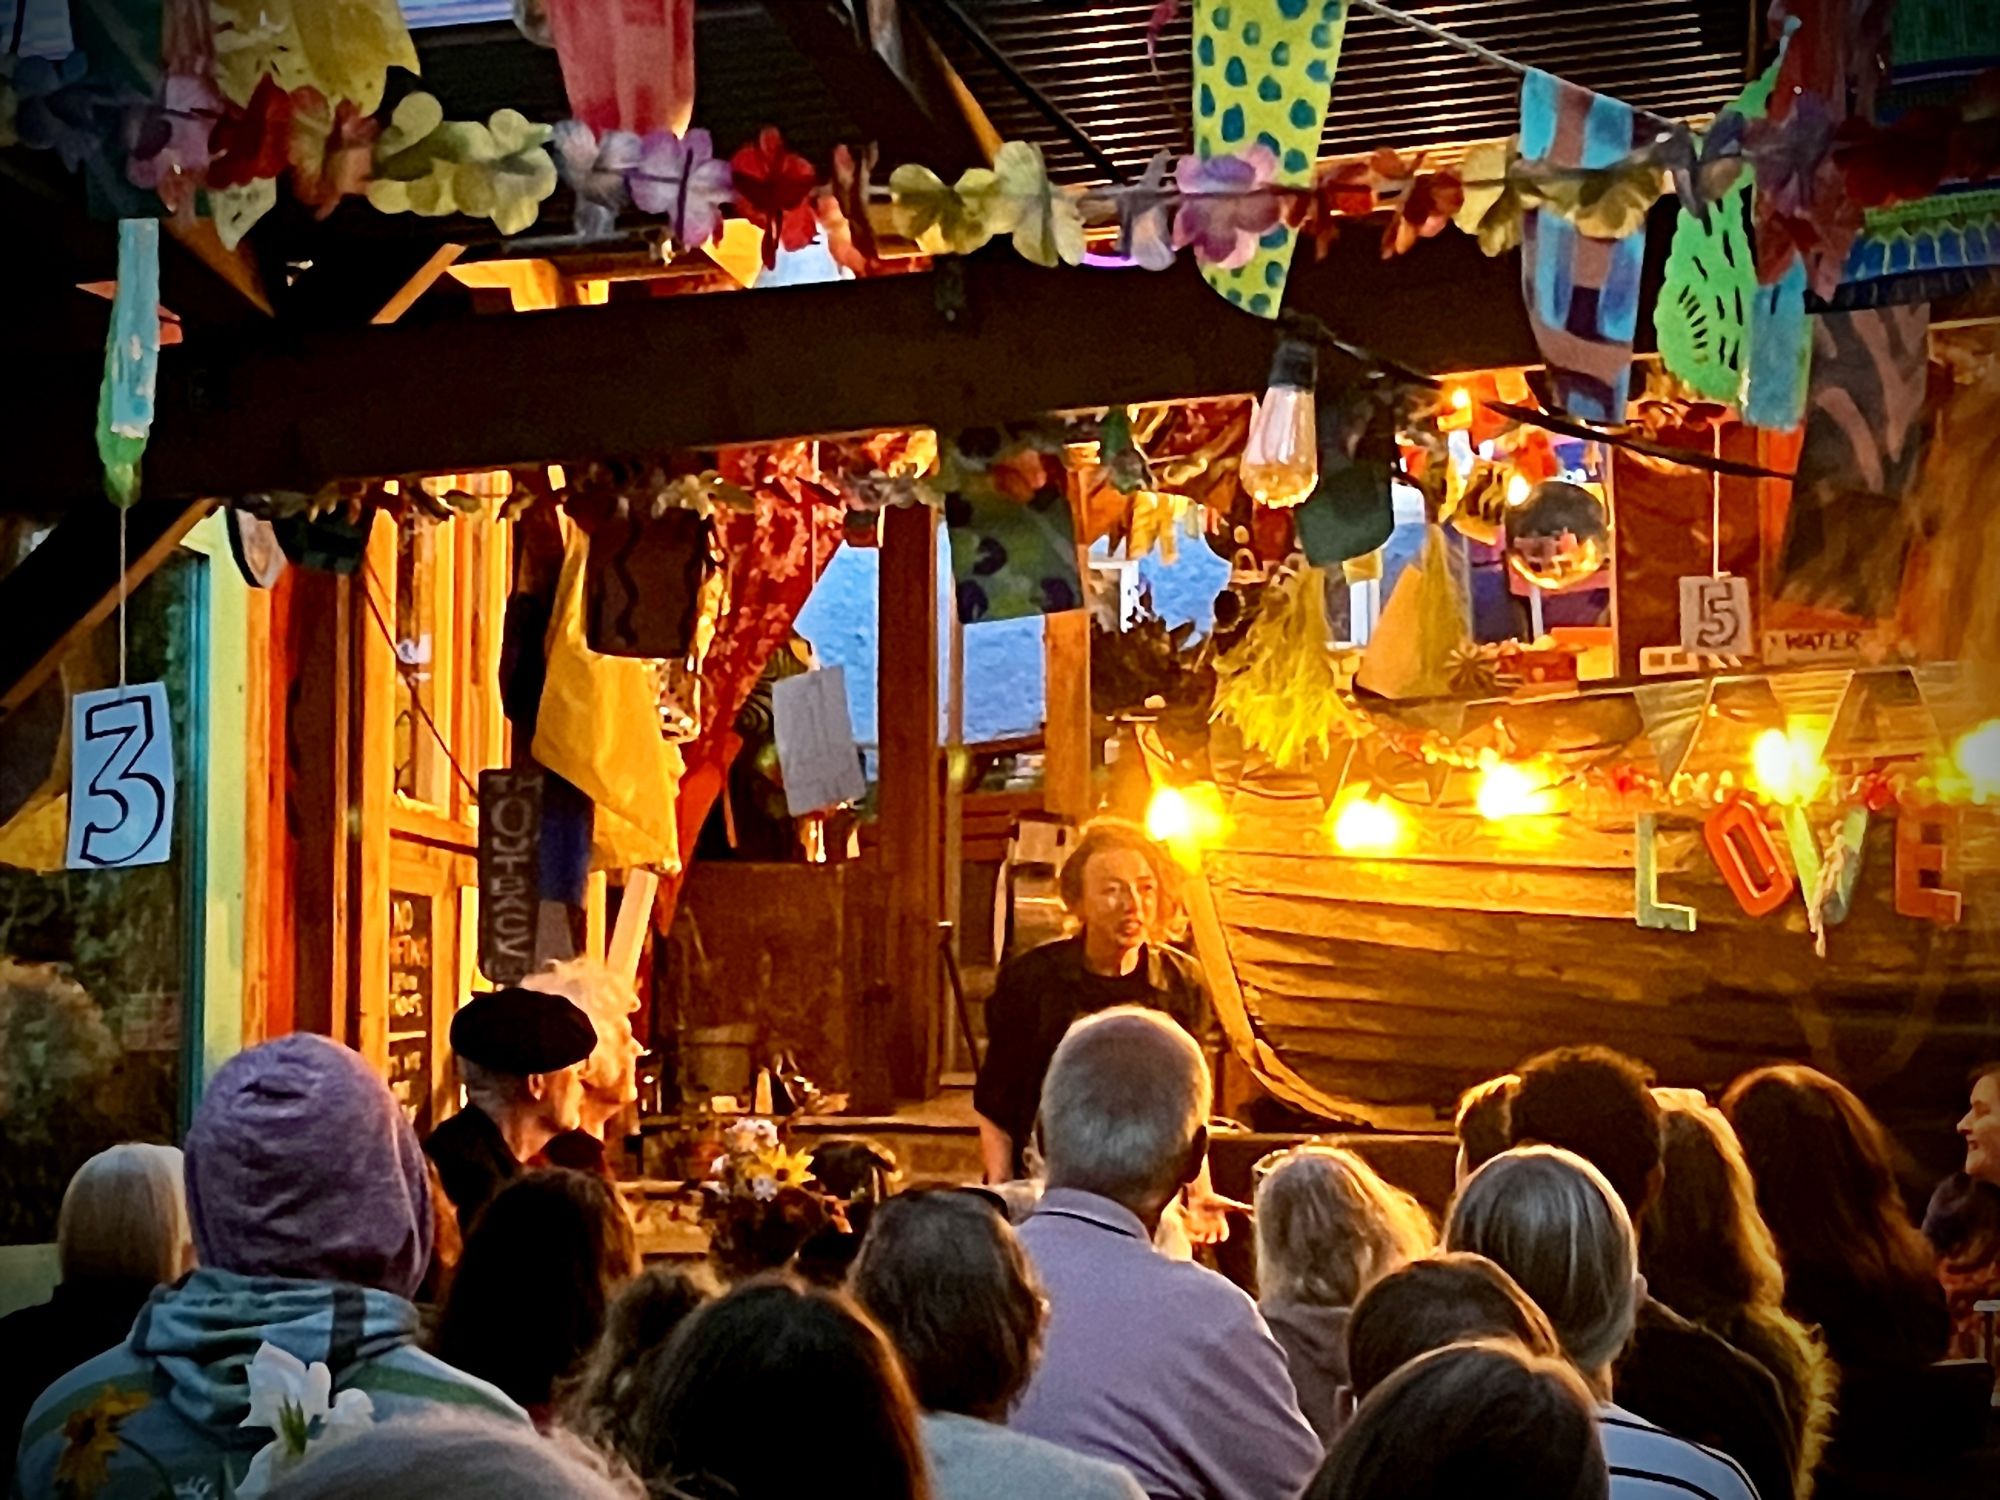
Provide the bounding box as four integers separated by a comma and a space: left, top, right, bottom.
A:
544, 0, 695, 136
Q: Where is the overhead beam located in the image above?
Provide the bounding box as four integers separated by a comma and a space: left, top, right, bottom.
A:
9, 218, 1572, 509
0, 494, 217, 716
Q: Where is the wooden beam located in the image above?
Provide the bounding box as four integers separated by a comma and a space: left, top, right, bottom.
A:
9, 226, 1557, 509
0, 495, 216, 716
878, 501, 943, 1099
759, 0, 991, 176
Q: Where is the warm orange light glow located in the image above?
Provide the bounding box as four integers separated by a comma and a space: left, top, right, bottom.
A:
1146, 782, 1227, 858
1476, 761, 1557, 821
1952, 720, 2000, 804
1449, 386, 1473, 412
1329, 792, 1412, 854
1751, 727, 1826, 806
1505, 471, 1532, 508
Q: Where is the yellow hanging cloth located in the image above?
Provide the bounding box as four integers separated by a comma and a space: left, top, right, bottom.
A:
1356, 525, 1469, 700
210, 0, 419, 111
532, 520, 684, 874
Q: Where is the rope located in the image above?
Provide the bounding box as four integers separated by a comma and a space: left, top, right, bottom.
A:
357, 554, 482, 802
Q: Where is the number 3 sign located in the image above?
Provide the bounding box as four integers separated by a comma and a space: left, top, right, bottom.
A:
66, 683, 175, 870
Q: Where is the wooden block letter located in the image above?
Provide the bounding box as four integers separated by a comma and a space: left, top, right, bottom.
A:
1896, 806, 1963, 926
1705, 798, 1796, 918
1635, 813, 1697, 932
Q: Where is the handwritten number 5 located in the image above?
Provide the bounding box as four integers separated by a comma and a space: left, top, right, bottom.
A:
78, 696, 166, 866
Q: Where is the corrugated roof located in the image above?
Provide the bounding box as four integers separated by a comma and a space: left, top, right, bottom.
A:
925, 0, 1754, 182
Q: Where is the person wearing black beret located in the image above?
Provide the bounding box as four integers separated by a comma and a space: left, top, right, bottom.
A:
423, 986, 598, 1230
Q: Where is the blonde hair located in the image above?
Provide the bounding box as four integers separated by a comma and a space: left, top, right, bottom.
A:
522, 958, 639, 1095
1446, 1146, 1637, 1376
1254, 1145, 1436, 1307
58, 1143, 190, 1285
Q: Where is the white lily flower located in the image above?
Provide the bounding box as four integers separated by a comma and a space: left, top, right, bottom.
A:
241, 1344, 333, 1434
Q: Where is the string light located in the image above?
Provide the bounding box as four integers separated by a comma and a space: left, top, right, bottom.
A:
1505, 471, 1532, 507
1951, 720, 2000, 804
1475, 760, 1557, 821
1145, 782, 1227, 859
1329, 791, 1412, 854
1750, 726, 1827, 806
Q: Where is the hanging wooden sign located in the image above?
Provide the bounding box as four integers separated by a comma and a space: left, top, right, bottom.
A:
478, 768, 544, 984
1895, 805, 1964, 926
1634, 813, 1696, 932
1705, 797, 1795, 918
66, 683, 174, 870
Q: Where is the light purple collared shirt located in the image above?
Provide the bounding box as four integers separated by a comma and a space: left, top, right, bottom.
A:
1012, 1188, 1323, 1500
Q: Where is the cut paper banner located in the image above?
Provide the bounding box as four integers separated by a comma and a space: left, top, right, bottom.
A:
545, 0, 695, 135
944, 480, 1081, 624
67, 683, 175, 871
772, 667, 867, 817
1519, 70, 1647, 422
1191, 0, 1348, 317
1777, 304, 1930, 618
96, 219, 162, 508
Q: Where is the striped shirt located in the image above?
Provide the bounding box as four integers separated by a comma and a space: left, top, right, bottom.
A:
1600, 1403, 1762, 1500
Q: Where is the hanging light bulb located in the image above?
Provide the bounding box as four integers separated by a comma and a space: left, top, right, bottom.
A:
1241, 337, 1319, 508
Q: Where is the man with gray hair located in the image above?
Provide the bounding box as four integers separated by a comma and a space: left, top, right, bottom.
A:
1009, 1007, 1320, 1500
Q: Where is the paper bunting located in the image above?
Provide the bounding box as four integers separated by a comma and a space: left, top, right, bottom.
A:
96, 219, 161, 509
1190, 0, 1348, 317
544, 0, 694, 137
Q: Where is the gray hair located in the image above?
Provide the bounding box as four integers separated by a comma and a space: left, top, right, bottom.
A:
59, 1143, 189, 1285
1038, 1006, 1210, 1212
1254, 1145, 1436, 1308
1445, 1146, 1639, 1375
459, 1056, 535, 1116
271, 1408, 643, 1500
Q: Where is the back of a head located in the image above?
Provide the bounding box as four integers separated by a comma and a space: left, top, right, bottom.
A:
272, 1407, 641, 1500
562, 1264, 714, 1452
1508, 1046, 1662, 1219
58, 1143, 189, 1286
1038, 1006, 1210, 1213
185, 1033, 432, 1296
1445, 1146, 1638, 1375
1721, 1065, 1935, 1313
850, 1188, 1044, 1419
1254, 1145, 1437, 1309
434, 1169, 637, 1411
634, 1276, 929, 1500
1638, 1099, 1783, 1321
1346, 1252, 1563, 1403
1308, 1341, 1608, 1500
1454, 1076, 1518, 1180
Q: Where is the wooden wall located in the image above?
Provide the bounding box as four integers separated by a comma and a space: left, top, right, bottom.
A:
1186, 748, 2000, 1179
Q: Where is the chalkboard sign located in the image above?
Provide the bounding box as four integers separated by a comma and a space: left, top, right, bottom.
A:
479, 768, 543, 985
387, 891, 434, 1131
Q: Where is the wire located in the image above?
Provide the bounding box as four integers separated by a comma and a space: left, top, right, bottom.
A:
357, 554, 482, 803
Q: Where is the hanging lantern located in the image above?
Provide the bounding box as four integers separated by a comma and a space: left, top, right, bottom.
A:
1506, 479, 1611, 590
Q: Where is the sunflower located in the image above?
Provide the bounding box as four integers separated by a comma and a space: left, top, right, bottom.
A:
54, 1388, 150, 1497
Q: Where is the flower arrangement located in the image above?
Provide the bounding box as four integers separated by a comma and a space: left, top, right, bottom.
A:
698, 1118, 832, 1282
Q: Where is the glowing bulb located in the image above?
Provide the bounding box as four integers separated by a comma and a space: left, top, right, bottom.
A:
1476, 761, 1556, 821
1953, 719, 2000, 804
1241, 338, 1319, 508
1449, 386, 1473, 413
1330, 793, 1411, 854
1145, 782, 1226, 859
1750, 727, 1826, 806
1505, 471, 1532, 508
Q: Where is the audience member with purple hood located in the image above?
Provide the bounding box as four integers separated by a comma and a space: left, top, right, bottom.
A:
14, 1035, 525, 1500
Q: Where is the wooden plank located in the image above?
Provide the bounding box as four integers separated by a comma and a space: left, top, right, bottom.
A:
0, 496, 216, 714
352, 514, 397, 1070
10, 232, 1547, 509
1208, 849, 1637, 920
1042, 608, 1093, 823
878, 502, 942, 1098
288, 567, 352, 1041
241, 583, 274, 1047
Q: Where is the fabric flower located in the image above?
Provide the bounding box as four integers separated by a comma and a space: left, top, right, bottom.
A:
553, 120, 639, 240
980, 140, 1085, 268
287, 88, 379, 217
889, 161, 999, 256
631, 127, 733, 249
1744, 90, 1860, 296
8, 52, 131, 171
731, 126, 819, 269
1108, 148, 1176, 270
816, 141, 878, 275
368, 93, 558, 235
208, 74, 294, 190
127, 73, 222, 215
1171, 145, 1281, 269
55, 1388, 150, 1496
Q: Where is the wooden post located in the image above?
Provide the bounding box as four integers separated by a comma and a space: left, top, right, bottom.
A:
288, 567, 352, 1042
877, 503, 942, 1099
351, 514, 397, 1070
942, 590, 968, 1077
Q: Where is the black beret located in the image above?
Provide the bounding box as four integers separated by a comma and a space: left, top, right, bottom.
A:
450, 987, 596, 1075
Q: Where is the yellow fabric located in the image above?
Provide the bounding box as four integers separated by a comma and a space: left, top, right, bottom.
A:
0, 794, 69, 873
211, 0, 419, 111
1192, 0, 1349, 316
1356, 525, 1468, 700
532, 522, 684, 874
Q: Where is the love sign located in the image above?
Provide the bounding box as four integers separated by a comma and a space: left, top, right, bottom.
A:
66, 683, 174, 870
